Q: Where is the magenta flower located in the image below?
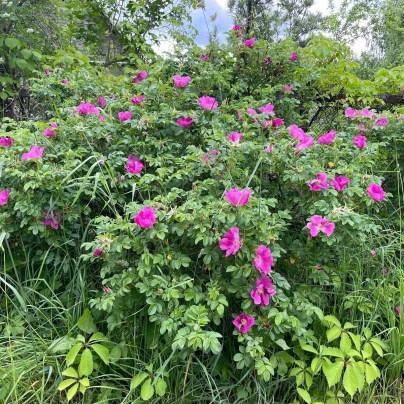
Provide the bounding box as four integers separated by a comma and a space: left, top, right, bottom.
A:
134, 206, 156, 228
44, 69, 50, 75
203, 150, 219, 164
258, 103, 274, 114
173, 75, 192, 87
330, 176, 349, 192
76, 102, 100, 116
308, 173, 330, 191
265, 144, 274, 153
250, 275, 276, 306
50, 122, 58, 129
272, 118, 284, 127
118, 111, 132, 121
198, 96, 218, 110
201, 53, 209, 61
130, 95, 144, 105
353, 135, 366, 148
345, 108, 358, 119
360, 109, 374, 118
318, 130, 336, 145
99, 115, 106, 122
43, 127, 56, 137
227, 131, 243, 144
244, 37, 256, 47
94, 249, 102, 257
260, 120, 271, 129
219, 227, 241, 256
307, 215, 335, 237
370, 250, 376, 256
103, 286, 112, 293
137, 71, 147, 81
396, 305, 402, 318
283, 84, 293, 91
21, 145, 44, 161
233, 24, 241, 31
177, 117, 193, 128
290, 52, 298, 61
264, 57, 272, 64
126, 155, 144, 174
296, 135, 314, 150
367, 183, 385, 202
98, 96, 106, 108
358, 123, 365, 134
233, 314, 254, 334
382, 268, 388, 275
0, 190, 11, 205
0, 137, 13, 147
225, 188, 250, 206
375, 116, 388, 127
246, 108, 257, 115
254, 245, 274, 274
43, 210, 62, 230
61, 79, 69, 85
288, 124, 306, 140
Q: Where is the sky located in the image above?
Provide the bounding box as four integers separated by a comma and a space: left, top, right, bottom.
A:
188, 0, 367, 55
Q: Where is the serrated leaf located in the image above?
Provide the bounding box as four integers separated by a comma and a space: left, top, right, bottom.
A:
297, 388, 311, 403
343, 362, 362, 396
275, 339, 290, 350
91, 344, 109, 365
66, 382, 79, 401
66, 343, 82, 366
77, 309, 97, 334
365, 361, 380, 384
58, 378, 77, 391
79, 377, 90, 387
130, 372, 149, 390
141, 378, 154, 400
62, 367, 78, 378
323, 347, 344, 358
327, 326, 342, 342
155, 378, 167, 396
302, 344, 318, 354
311, 357, 322, 374
340, 333, 352, 354
323, 315, 341, 328
78, 349, 93, 377
323, 360, 344, 387
89, 332, 108, 342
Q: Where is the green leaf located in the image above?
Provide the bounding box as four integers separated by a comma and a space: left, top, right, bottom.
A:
323, 315, 341, 328
89, 332, 108, 342
140, 378, 154, 400
109, 346, 121, 363
275, 339, 290, 350
77, 309, 97, 334
91, 344, 109, 365
66, 382, 79, 401
62, 367, 78, 378
340, 333, 352, 354
365, 361, 380, 384
322, 347, 344, 358
78, 349, 93, 377
155, 378, 167, 396
323, 360, 344, 387
58, 378, 77, 391
66, 343, 82, 366
130, 372, 149, 390
20, 49, 32, 59
79, 377, 90, 387
327, 326, 342, 342
302, 344, 318, 354
5, 37, 20, 49
15, 58, 27, 69
297, 388, 312, 403
343, 362, 360, 396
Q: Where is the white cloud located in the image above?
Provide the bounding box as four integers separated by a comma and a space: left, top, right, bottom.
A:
215, 0, 228, 10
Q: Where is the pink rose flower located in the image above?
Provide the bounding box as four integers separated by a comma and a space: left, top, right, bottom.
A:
137, 71, 147, 80
21, 145, 44, 160
233, 314, 254, 334
265, 144, 274, 153
103, 286, 112, 293
98, 96, 106, 108
198, 96, 218, 110
272, 118, 284, 127
370, 250, 376, 256
219, 227, 241, 256
258, 103, 275, 115
118, 111, 132, 121
246, 108, 257, 115
126, 155, 144, 174
307, 215, 335, 237
296, 135, 314, 150
254, 245, 274, 274
250, 275, 276, 306
0, 137, 14, 147
353, 136, 366, 148
367, 183, 385, 202
43, 127, 56, 137
227, 131, 243, 145
290, 52, 298, 61
345, 108, 358, 119
43, 210, 62, 230
76, 102, 100, 116
0, 189, 11, 205
233, 24, 241, 31
94, 249, 102, 257
44, 69, 50, 75
308, 173, 329, 191
173, 75, 192, 87
99, 115, 106, 121
134, 207, 156, 228
177, 117, 193, 128
318, 130, 336, 145
360, 109, 374, 118
61, 79, 69, 85
130, 95, 144, 105
50, 122, 58, 128
264, 57, 272, 64
244, 37, 256, 47
288, 124, 306, 140
225, 188, 250, 206
330, 176, 349, 192
201, 54, 209, 61
375, 116, 388, 127
202, 149, 219, 164
283, 84, 293, 91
